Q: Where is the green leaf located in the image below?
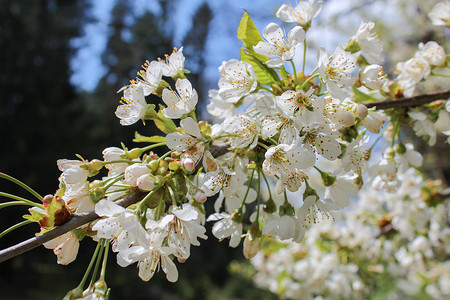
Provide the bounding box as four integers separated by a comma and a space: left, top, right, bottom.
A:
23, 209, 46, 224
240, 48, 279, 85
153, 105, 177, 134
237, 11, 269, 62
237, 10, 263, 49
133, 132, 166, 143
352, 86, 379, 103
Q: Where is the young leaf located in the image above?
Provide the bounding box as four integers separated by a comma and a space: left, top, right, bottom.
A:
352, 86, 379, 103
237, 10, 263, 49
153, 105, 177, 134
241, 48, 279, 85
134, 132, 166, 143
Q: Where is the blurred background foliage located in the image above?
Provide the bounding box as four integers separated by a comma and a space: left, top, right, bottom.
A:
0, 0, 448, 299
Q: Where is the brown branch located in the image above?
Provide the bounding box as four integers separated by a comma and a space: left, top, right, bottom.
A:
1, 90, 449, 263
365, 90, 450, 110
0, 191, 146, 263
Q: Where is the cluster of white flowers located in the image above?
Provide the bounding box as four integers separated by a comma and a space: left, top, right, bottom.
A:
250, 168, 450, 300
13, 0, 448, 298
395, 41, 446, 97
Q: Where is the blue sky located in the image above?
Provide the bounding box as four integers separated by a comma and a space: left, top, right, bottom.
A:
70, 0, 287, 92
69, 0, 407, 93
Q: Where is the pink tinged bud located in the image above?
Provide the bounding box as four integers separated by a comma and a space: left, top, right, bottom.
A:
356, 104, 368, 119
43, 194, 54, 208
243, 235, 259, 259
136, 174, 156, 191
194, 191, 207, 203
182, 158, 196, 173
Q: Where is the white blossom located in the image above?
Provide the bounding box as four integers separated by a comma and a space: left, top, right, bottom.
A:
276, 0, 323, 27
352, 21, 384, 63
218, 59, 257, 103
428, 1, 450, 27
253, 23, 305, 68
360, 64, 388, 90
207, 212, 243, 247
206, 89, 235, 119
416, 41, 446, 66
159, 47, 185, 77
161, 78, 198, 119
115, 84, 147, 126
223, 114, 260, 149
44, 232, 80, 265
318, 45, 356, 100
396, 57, 430, 97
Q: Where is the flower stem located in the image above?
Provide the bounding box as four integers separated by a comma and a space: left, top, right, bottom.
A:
0, 220, 32, 239
280, 65, 289, 79
0, 172, 43, 202
302, 41, 307, 74
301, 73, 319, 90
0, 201, 37, 211
142, 142, 167, 152
157, 150, 173, 162
99, 242, 109, 281
261, 171, 273, 201
290, 60, 299, 86
103, 175, 125, 190
259, 85, 277, 96
257, 142, 270, 150
310, 66, 319, 76
256, 167, 261, 222
90, 239, 106, 286
0, 192, 45, 210
431, 72, 450, 78
239, 169, 255, 211
391, 121, 401, 149
77, 241, 102, 290
190, 111, 198, 123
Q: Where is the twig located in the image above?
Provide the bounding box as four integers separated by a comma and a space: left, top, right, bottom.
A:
0, 191, 145, 263
364, 90, 450, 110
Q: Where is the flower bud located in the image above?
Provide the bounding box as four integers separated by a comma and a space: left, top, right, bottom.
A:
168, 161, 180, 171
194, 191, 207, 203
149, 159, 159, 173
42, 194, 54, 208
125, 164, 150, 186
54, 205, 72, 226
137, 173, 156, 191
243, 235, 259, 259
355, 104, 368, 120
157, 160, 168, 175
89, 187, 105, 203
335, 110, 355, 127
182, 158, 195, 173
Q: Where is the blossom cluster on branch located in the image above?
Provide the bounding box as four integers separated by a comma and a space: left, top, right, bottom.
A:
0, 0, 449, 299
250, 168, 450, 300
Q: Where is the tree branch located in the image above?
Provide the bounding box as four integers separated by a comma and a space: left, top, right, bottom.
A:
0, 191, 146, 263
1, 90, 449, 263
365, 89, 450, 110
